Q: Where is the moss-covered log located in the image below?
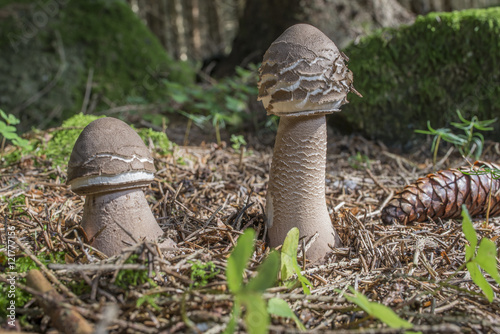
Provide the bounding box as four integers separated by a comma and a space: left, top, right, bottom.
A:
0, 0, 194, 132
337, 7, 500, 146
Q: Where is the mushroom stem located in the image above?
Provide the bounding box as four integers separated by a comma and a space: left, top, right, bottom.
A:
267, 115, 341, 261
81, 188, 164, 255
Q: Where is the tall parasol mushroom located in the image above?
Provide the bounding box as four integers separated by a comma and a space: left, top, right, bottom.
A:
258, 24, 361, 262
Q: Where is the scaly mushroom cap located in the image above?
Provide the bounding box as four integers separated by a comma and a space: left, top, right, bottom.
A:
67, 117, 156, 195
258, 23, 358, 116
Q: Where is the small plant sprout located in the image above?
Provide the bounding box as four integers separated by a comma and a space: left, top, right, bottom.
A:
115, 254, 157, 289
415, 110, 496, 164
189, 260, 219, 288
136, 294, 161, 311
348, 152, 371, 170
230, 134, 247, 152
415, 121, 465, 165
166, 66, 258, 146
0, 109, 31, 152
224, 229, 305, 334
461, 206, 500, 302
451, 110, 496, 158
230, 134, 247, 169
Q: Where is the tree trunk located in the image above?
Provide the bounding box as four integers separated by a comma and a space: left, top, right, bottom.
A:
205, 0, 223, 54
212, 0, 302, 77
188, 0, 201, 59
144, 0, 167, 48
212, 0, 414, 77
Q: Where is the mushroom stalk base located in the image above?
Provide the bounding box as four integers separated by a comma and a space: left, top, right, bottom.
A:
81, 188, 166, 256
267, 115, 341, 262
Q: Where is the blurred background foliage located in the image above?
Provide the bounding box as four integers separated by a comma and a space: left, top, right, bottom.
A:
338, 7, 500, 145
0, 0, 499, 149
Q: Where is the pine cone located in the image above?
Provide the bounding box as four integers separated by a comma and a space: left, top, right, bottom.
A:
381, 161, 500, 224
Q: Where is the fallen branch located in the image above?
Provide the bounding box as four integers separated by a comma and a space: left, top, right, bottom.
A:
25, 270, 93, 334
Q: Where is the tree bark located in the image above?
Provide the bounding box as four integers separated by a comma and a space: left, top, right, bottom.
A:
144, 0, 167, 47
188, 0, 201, 59
212, 0, 414, 77
205, 0, 223, 53
212, 0, 302, 77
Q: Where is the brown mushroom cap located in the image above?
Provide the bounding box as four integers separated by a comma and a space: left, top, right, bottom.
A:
258, 23, 356, 116
67, 117, 156, 195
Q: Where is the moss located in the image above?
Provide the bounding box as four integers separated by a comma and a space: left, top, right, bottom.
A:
0, 252, 67, 322
1, 112, 173, 168
338, 7, 500, 146
55, 0, 194, 103
0, 0, 195, 133
41, 113, 106, 167
38, 113, 173, 168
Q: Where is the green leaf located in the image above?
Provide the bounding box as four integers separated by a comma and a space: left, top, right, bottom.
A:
246, 251, 280, 293
414, 129, 433, 135
461, 206, 477, 251
293, 263, 312, 295
227, 229, 255, 293
268, 298, 306, 330
343, 287, 372, 312
368, 302, 413, 329
467, 261, 494, 302
465, 245, 475, 263
475, 238, 500, 286
473, 119, 497, 130
13, 137, 31, 150
280, 227, 313, 294
470, 136, 484, 158
2, 112, 20, 125
441, 131, 467, 145
241, 293, 269, 334
136, 295, 161, 311
425, 120, 436, 133
0, 110, 7, 121
341, 287, 413, 329
225, 96, 246, 113
0, 123, 16, 134
281, 227, 300, 281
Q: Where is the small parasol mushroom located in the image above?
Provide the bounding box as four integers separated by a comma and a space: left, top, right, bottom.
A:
67, 117, 175, 256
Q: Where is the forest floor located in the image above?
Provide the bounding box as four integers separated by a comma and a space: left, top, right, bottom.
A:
1, 127, 500, 333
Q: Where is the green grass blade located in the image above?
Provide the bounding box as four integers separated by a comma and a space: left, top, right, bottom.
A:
341, 287, 413, 329
456, 109, 470, 125
227, 229, 255, 293
461, 206, 477, 251
368, 302, 413, 329
281, 227, 300, 281
268, 298, 306, 331
473, 118, 497, 130
467, 261, 494, 302
280, 227, 313, 294
475, 238, 500, 286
